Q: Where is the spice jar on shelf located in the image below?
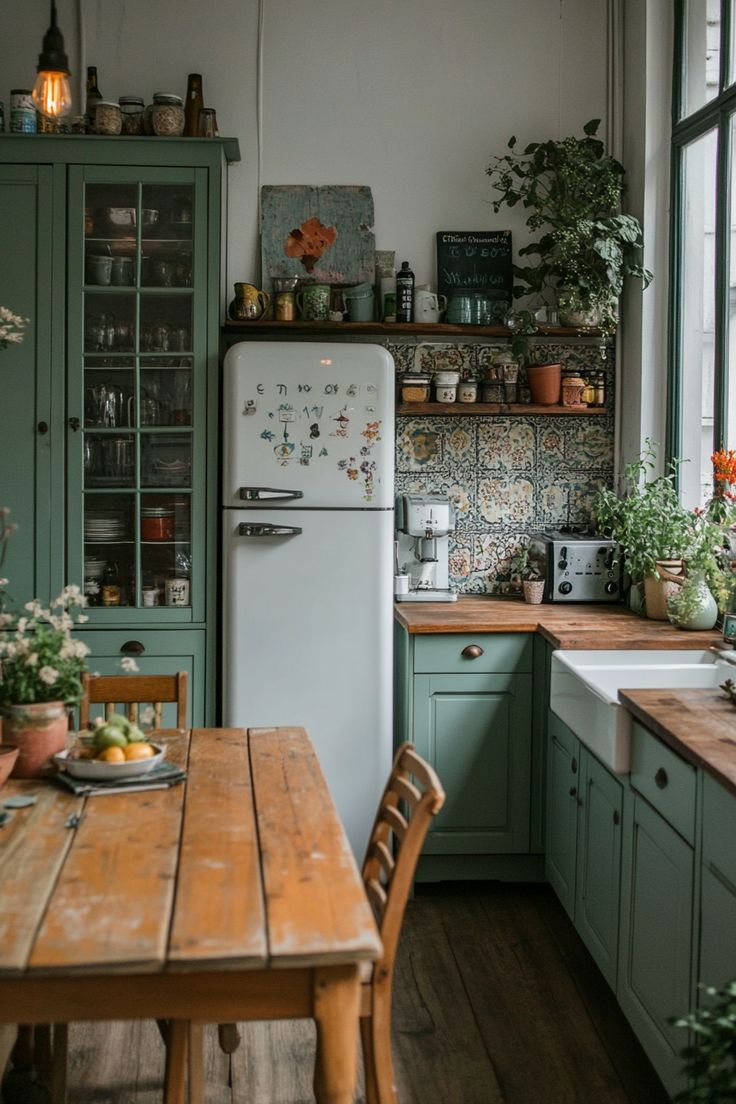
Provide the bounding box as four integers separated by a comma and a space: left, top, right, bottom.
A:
119, 96, 144, 134
95, 101, 122, 135
561, 369, 587, 407
434, 369, 460, 403
151, 93, 185, 136
399, 372, 431, 404
458, 377, 478, 403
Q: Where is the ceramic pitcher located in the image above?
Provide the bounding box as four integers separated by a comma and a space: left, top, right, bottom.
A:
229, 282, 271, 321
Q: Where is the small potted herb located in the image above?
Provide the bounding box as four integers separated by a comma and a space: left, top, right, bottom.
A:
509, 546, 545, 604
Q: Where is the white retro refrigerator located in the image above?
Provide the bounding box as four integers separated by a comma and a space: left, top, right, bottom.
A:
222, 342, 395, 855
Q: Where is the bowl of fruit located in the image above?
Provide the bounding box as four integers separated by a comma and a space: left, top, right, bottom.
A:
54, 714, 166, 780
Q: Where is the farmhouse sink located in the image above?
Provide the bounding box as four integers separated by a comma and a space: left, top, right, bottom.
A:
549, 649, 730, 773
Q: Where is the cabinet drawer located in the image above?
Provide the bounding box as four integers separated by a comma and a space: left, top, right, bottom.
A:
630, 721, 696, 844
414, 633, 532, 674
702, 773, 736, 887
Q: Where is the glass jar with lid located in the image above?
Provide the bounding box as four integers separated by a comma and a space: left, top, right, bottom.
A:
141, 506, 175, 542
399, 372, 431, 403
151, 93, 185, 137
118, 96, 144, 134
94, 101, 122, 135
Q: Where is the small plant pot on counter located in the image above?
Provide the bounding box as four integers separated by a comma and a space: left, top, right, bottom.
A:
526, 363, 561, 405
643, 560, 685, 621
523, 579, 545, 604
2, 701, 69, 778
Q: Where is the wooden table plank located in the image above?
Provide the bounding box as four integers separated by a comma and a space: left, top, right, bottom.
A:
249, 727, 381, 968
27, 732, 190, 975
0, 782, 83, 974
168, 728, 267, 970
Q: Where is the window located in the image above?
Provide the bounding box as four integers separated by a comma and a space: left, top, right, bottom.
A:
671, 0, 735, 504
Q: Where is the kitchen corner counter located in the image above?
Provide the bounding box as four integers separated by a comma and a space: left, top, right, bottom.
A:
394, 596, 722, 650
619, 688, 736, 796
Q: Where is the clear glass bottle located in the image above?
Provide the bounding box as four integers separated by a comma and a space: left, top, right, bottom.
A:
184, 74, 204, 137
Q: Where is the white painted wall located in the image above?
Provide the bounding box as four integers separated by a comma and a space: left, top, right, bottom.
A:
2, 0, 609, 294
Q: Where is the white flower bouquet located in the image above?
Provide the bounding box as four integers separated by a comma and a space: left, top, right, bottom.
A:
0, 306, 28, 350
0, 586, 90, 707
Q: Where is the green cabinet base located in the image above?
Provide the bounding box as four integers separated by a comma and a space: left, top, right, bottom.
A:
416, 853, 545, 883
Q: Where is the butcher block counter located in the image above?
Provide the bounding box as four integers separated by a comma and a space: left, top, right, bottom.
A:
620, 688, 736, 796
394, 596, 722, 650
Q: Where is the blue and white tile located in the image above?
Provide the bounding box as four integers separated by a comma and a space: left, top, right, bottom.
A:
478, 420, 535, 471
478, 474, 535, 527
395, 419, 447, 473
563, 421, 614, 468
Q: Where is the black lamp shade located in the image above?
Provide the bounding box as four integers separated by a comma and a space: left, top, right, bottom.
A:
37, 2, 70, 75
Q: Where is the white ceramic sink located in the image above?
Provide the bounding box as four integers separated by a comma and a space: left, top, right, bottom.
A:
549, 649, 730, 774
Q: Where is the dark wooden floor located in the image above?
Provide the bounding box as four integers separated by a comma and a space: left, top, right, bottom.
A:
22, 883, 673, 1103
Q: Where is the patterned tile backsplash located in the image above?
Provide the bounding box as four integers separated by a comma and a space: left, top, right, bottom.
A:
387, 339, 614, 594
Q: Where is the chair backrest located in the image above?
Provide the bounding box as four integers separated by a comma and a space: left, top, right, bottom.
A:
361, 742, 445, 972
79, 672, 188, 730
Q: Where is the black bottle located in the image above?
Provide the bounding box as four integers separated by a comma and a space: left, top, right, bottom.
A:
396, 261, 414, 323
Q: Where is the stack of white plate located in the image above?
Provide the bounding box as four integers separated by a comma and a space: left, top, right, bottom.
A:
84, 557, 107, 579
84, 514, 125, 543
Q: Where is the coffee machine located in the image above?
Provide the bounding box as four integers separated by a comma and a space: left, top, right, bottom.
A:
394, 493, 458, 602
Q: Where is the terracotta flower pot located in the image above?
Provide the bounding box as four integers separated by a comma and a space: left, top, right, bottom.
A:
527, 363, 561, 405
0, 745, 19, 788
2, 701, 69, 778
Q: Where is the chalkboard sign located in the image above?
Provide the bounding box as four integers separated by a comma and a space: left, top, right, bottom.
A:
436, 231, 512, 321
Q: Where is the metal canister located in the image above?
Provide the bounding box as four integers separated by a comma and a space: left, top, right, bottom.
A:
10, 89, 36, 133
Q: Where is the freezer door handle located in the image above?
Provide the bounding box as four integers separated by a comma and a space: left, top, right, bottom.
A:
238, 486, 304, 503
237, 522, 303, 538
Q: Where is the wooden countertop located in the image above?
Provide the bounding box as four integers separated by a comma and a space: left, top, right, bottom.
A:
394, 596, 721, 650
619, 689, 736, 797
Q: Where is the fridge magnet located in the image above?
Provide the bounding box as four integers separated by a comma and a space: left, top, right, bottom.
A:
330, 409, 350, 437
361, 420, 382, 443
261, 185, 376, 287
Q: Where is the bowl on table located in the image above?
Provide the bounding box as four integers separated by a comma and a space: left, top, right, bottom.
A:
53, 743, 166, 780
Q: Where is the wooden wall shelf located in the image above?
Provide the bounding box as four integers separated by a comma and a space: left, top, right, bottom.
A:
222, 320, 604, 339
395, 403, 607, 416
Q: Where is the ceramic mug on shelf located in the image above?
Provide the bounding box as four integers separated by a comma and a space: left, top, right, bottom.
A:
165, 576, 190, 607
342, 282, 374, 322
445, 292, 473, 325
229, 282, 271, 321
296, 283, 331, 321
412, 289, 446, 324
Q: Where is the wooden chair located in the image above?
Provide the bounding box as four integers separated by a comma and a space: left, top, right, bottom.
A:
359, 742, 445, 1104
180, 743, 444, 1104
79, 671, 188, 730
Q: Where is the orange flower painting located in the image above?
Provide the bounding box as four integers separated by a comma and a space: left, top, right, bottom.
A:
284, 217, 338, 273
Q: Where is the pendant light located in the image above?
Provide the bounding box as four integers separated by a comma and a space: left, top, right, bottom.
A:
32, 1, 72, 118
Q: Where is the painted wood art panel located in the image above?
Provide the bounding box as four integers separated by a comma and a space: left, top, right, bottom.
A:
261, 185, 375, 288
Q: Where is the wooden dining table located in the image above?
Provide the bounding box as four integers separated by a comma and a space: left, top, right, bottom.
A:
0, 726, 382, 1104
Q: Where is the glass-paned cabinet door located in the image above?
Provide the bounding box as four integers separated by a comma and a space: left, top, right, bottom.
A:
68, 167, 206, 622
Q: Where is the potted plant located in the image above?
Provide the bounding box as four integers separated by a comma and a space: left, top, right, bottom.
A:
593, 439, 692, 619
509, 546, 545, 604
673, 980, 736, 1102
486, 119, 653, 334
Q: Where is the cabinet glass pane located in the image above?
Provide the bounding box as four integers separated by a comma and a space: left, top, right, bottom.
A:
79, 176, 197, 614
83, 494, 136, 608
140, 357, 193, 427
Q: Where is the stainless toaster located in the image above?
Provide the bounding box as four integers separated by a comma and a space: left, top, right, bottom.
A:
528, 530, 622, 603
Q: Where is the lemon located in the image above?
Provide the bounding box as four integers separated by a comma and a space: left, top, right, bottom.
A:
124, 742, 156, 761
93, 724, 129, 750
98, 746, 125, 763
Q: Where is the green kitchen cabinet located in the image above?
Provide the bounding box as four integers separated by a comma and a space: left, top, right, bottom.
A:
0, 136, 239, 723
697, 773, 736, 998
545, 709, 622, 989
395, 628, 541, 881
618, 722, 696, 1099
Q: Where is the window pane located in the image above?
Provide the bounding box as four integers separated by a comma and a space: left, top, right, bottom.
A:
680, 129, 718, 507
683, 0, 721, 116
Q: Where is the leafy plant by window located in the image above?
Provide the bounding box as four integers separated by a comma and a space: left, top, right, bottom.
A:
673, 981, 736, 1103
486, 119, 652, 333
593, 439, 691, 583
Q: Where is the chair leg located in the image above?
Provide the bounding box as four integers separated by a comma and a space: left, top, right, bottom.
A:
187, 1023, 204, 1104
361, 992, 397, 1104
156, 1018, 171, 1047
50, 1024, 68, 1104
217, 1022, 241, 1054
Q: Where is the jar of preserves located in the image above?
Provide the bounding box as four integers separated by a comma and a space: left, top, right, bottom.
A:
151, 93, 185, 137
458, 377, 478, 403
434, 369, 460, 403
399, 372, 431, 403
119, 96, 144, 134
95, 101, 122, 135
141, 506, 175, 541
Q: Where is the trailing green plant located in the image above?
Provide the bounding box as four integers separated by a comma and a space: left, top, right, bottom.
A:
486, 119, 652, 334
673, 981, 736, 1102
593, 439, 691, 584
666, 575, 710, 627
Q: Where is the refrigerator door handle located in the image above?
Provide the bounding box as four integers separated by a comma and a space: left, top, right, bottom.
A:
237, 522, 303, 538
239, 486, 304, 504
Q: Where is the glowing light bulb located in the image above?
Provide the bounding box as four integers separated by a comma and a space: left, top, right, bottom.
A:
32, 70, 72, 118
